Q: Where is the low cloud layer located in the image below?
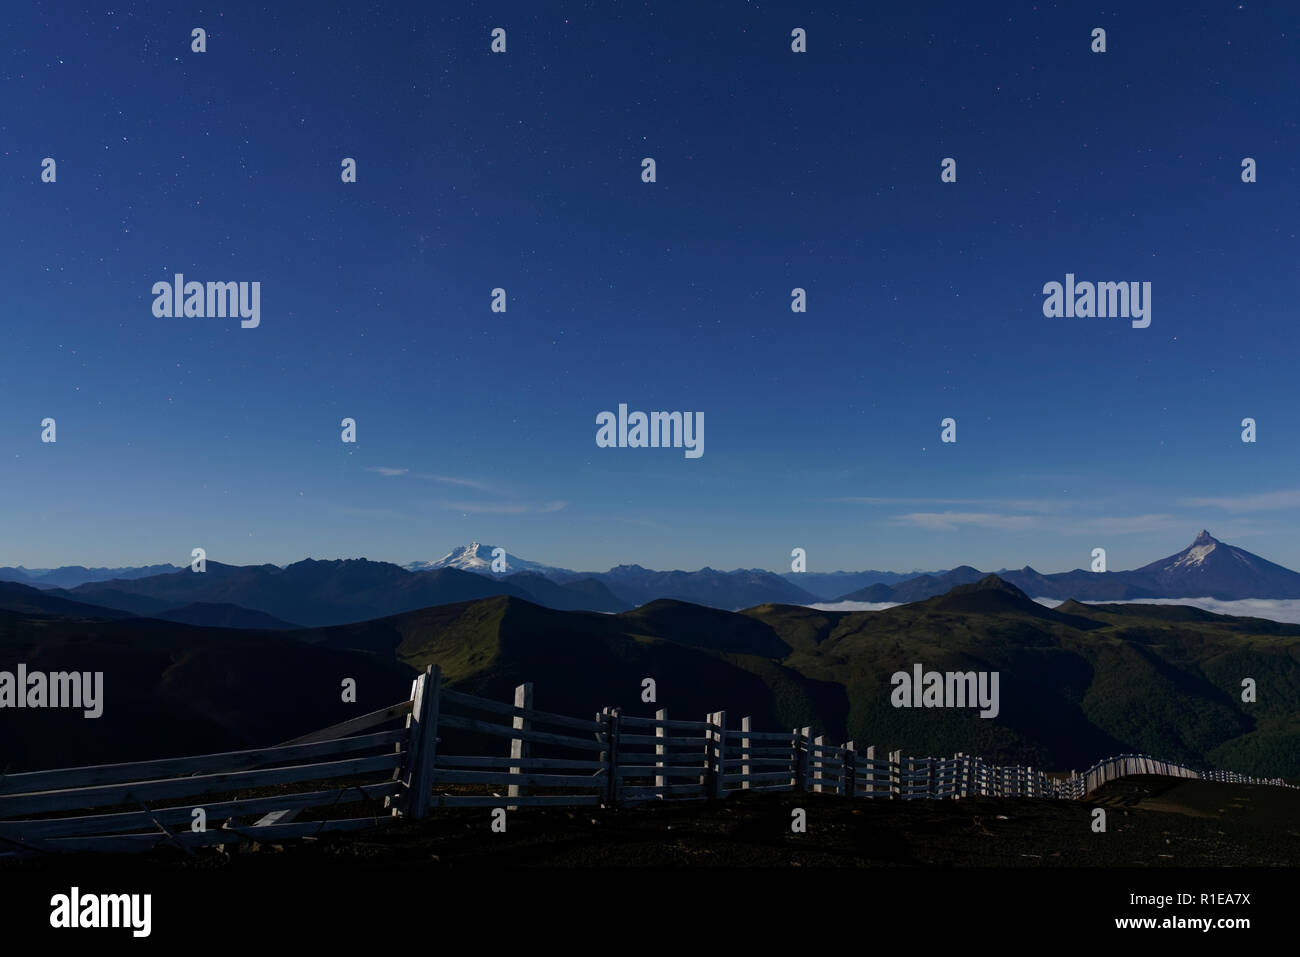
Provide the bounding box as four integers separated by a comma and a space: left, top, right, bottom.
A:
808, 597, 1300, 625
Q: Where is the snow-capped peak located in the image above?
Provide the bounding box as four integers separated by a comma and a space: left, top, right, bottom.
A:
1167, 530, 1219, 570
404, 544, 562, 578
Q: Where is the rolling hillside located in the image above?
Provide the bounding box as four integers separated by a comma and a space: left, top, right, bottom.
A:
2, 576, 1295, 780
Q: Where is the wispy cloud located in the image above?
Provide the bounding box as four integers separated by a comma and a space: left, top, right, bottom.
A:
890, 511, 1041, 531
827, 496, 1060, 512
883, 506, 1227, 537
415, 473, 506, 493
368, 466, 504, 493
1062, 514, 1184, 534
438, 500, 568, 515
325, 503, 408, 520
1180, 489, 1300, 513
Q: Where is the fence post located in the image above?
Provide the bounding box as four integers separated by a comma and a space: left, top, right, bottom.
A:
712, 711, 727, 799
955, 752, 966, 799
607, 708, 622, 808
403, 664, 442, 820
598, 708, 611, 806
508, 681, 533, 811
741, 716, 752, 790
655, 708, 667, 800
705, 711, 717, 797
842, 741, 856, 798
813, 734, 825, 793
792, 728, 807, 791
801, 727, 814, 791
889, 749, 901, 799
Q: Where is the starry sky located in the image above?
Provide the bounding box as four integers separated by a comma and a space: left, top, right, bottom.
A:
3, 1, 1299, 575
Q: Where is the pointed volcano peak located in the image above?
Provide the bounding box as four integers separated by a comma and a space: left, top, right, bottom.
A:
930, 572, 1029, 600
1192, 529, 1218, 547
921, 573, 1096, 625
966, 573, 1032, 597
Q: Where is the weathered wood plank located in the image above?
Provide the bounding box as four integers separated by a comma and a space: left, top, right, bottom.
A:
438, 714, 604, 752
429, 770, 603, 788
0, 730, 406, 796
435, 756, 605, 771
430, 794, 601, 808
32, 816, 389, 854
274, 701, 413, 747
0, 753, 403, 818
0, 781, 401, 839
440, 687, 600, 732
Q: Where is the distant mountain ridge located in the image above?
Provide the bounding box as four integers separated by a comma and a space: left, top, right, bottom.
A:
10, 530, 1300, 620
59, 558, 629, 626
0, 563, 182, 589
835, 531, 1300, 603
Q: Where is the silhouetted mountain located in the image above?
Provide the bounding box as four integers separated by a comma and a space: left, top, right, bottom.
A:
0, 568, 38, 586
0, 581, 136, 619
1130, 529, 1300, 599
616, 598, 792, 657
296, 594, 829, 741
404, 547, 828, 609
0, 609, 415, 772
152, 602, 301, 630
62, 558, 626, 626
922, 575, 1052, 616
835, 532, 1300, 603
499, 571, 630, 612
780, 569, 943, 600
44, 586, 176, 617
593, 565, 820, 609
0, 564, 182, 589
839, 566, 987, 602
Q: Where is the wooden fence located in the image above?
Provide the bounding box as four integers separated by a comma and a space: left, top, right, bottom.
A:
0, 664, 1292, 856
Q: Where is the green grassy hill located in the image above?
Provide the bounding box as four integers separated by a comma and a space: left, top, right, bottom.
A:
4, 575, 1295, 779
293, 576, 1299, 778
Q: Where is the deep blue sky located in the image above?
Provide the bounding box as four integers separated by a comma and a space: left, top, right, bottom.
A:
4, 2, 1299, 574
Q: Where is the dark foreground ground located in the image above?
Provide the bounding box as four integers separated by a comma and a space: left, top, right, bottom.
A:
7, 775, 1296, 869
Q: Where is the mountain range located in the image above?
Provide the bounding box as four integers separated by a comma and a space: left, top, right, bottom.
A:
3, 531, 1297, 624
0, 563, 182, 589
839, 531, 1300, 604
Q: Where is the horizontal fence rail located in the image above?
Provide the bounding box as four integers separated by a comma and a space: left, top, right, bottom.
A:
1, 664, 1293, 856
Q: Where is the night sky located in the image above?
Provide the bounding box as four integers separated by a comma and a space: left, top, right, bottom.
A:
4, 1, 1298, 574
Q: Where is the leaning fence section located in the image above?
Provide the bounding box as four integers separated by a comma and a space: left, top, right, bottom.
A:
1, 664, 1293, 856
0, 698, 415, 858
